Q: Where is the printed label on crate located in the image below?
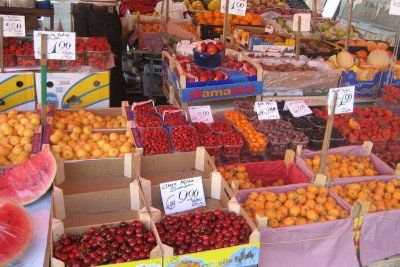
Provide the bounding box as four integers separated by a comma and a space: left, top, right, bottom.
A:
293, 13, 311, 32
35, 72, 110, 109
106, 258, 162, 266
340, 70, 383, 98
390, 0, 400, 15
165, 242, 260, 267
221, 0, 247, 16
284, 100, 312, 117
188, 105, 214, 123
0, 73, 36, 111
328, 86, 355, 115
255, 101, 280, 120
180, 81, 263, 103
160, 176, 206, 215
34, 31, 76, 60
0, 15, 25, 37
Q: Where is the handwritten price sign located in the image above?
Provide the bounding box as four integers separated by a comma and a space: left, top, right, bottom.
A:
284, 100, 312, 117
221, 0, 247, 16
390, 0, 400, 15
188, 105, 214, 123
34, 31, 76, 60
328, 86, 355, 115
293, 13, 311, 32
254, 101, 280, 120
160, 177, 206, 215
0, 15, 25, 37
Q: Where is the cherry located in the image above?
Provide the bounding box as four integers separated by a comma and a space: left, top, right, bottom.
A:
199, 133, 222, 156
156, 105, 181, 116
132, 103, 155, 116
134, 115, 162, 127
210, 121, 233, 134
140, 128, 170, 155
221, 132, 243, 155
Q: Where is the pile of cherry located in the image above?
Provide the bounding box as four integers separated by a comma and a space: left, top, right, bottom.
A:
133, 103, 243, 156
53, 221, 156, 266
156, 209, 252, 255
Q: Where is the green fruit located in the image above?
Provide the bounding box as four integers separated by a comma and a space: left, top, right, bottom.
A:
321, 22, 331, 32
337, 29, 345, 38
276, 18, 284, 27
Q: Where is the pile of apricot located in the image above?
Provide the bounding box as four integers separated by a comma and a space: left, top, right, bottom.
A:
332, 179, 400, 213
306, 153, 378, 178
242, 184, 349, 228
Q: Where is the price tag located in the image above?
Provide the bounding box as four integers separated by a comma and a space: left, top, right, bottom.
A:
284, 100, 312, 117
265, 24, 274, 34
220, 0, 247, 16
0, 15, 25, 37
293, 13, 311, 32
34, 31, 76, 60
254, 101, 280, 120
188, 105, 214, 123
390, 0, 400, 15
160, 177, 206, 215
327, 86, 355, 115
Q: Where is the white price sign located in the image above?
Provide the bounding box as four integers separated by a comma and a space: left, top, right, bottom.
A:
160, 177, 206, 215
284, 100, 312, 117
0, 15, 25, 37
34, 31, 76, 60
293, 13, 311, 32
390, 0, 400, 15
220, 0, 247, 16
265, 24, 274, 34
254, 101, 280, 120
188, 105, 214, 123
328, 86, 355, 115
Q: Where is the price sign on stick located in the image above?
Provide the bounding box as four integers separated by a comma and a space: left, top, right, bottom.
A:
188, 105, 214, 123
34, 31, 76, 60
160, 177, 206, 215
255, 101, 280, 120
221, 0, 247, 16
390, 0, 400, 15
293, 13, 311, 32
328, 86, 355, 115
284, 100, 313, 117
0, 15, 25, 37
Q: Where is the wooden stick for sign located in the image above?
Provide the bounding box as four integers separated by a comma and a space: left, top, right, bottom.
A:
0, 17, 3, 73
318, 91, 338, 175
392, 31, 400, 64
344, 0, 355, 52
295, 16, 301, 60
313, 0, 317, 31
165, 0, 170, 28
40, 34, 48, 126
222, 0, 230, 45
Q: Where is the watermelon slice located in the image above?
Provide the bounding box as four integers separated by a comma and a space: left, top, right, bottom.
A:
0, 146, 56, 206
0, 202, 33, 265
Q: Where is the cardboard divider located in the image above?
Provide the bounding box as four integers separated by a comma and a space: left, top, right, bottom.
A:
50, 155, 164, 266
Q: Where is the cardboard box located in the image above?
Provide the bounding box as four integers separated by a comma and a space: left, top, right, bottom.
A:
35, 72, 110, 109
129, 147, 260, 266
43, 101, 133, 145
339, 70, 385, 98
0, 72, 36, 111
51, 156, 164, 266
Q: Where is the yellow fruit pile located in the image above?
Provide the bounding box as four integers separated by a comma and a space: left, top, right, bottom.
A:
306, 154, 378, 178
50, 128, 135, 160
0, 110, 40, 165
218, 163, 285, 189
242, 184, 349, 228
52, 110, 127, 130
332, 179, 400, 213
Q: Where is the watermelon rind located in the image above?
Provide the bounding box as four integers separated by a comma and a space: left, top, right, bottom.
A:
0, 202, 33, 266
0, 146, 57, 206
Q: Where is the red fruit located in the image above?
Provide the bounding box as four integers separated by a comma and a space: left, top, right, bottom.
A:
221, 132, 243, 155
156, 105, 181, 116
210, 121, 233, 134
135, 115, 162, 127
199, 133, 222, 156
206, 42, 217, 55
192, 122, 212, 135
170, 125, 199, 152
140, 128, 170, 155
215, 42, 225, 52
163, 114, 187, 126
197, 42, 207, 53
133, 103, 155, 116
199, 74, 209, 82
